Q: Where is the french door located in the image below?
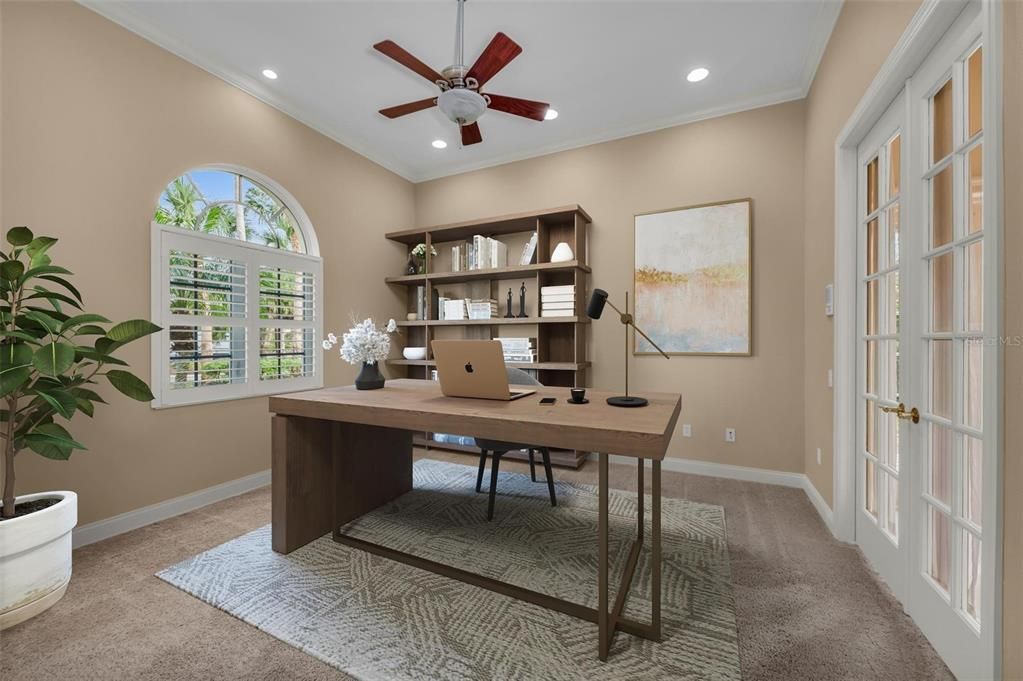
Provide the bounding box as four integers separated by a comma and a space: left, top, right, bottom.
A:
855, 4, 996, 679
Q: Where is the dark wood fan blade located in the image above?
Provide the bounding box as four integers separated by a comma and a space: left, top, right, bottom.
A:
379, 98, 437, 119
466, 32, 522, 87
373, 40, 444, 83
484, 94, 549, 122
461, 122, 482, 146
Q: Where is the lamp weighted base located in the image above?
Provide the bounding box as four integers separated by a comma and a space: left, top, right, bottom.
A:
606, 395, 648, 408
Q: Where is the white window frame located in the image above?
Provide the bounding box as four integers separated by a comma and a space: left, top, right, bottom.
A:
149, 169, 323, 408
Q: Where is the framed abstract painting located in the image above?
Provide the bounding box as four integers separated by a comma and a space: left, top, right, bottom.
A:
634, 199, 752, 356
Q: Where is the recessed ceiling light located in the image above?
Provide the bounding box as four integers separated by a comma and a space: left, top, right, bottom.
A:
262, 69, 278, 80
544, 108, 559, 121
432, 139, 448, 149
686, 67, 709, 83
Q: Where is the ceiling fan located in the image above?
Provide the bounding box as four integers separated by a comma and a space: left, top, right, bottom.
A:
373, 0, 549, 146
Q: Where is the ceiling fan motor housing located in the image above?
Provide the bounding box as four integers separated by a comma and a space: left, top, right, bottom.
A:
437, 87, 488, 125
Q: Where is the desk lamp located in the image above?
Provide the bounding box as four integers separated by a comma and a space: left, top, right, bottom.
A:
586, 288, 669, 407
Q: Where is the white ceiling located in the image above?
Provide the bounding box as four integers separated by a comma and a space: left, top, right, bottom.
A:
83, 0, 842, 182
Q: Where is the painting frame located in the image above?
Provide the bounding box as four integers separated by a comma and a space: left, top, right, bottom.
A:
633, 198, 753, 357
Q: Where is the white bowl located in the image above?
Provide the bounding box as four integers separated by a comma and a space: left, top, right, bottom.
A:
403, 346, 427, 360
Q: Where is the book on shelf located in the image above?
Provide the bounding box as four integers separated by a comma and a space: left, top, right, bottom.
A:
468, 298, 499, 320
520, 231, 538, 265
539, 301, 575, 311
504, 354, 537, 363
443, 298, 467, 320
540, 284, 575, 295
540, 292, 576, 303
497, 337, 536, 349
540, 309, 575, 318
450, 236, 508, 272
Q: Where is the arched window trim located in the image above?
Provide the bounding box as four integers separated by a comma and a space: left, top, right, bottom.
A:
150, 165, 323, 409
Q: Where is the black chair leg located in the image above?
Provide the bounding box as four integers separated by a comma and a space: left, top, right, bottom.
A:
487, 452, 503, 521
528, 448, 536, 482
540, 447, 556, 507
476, 449, 487, 493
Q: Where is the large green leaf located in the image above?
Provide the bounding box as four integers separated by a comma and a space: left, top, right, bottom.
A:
60, 313, 110, 333
25, 288, 82, 311
22, 310, 62, 334
25, 236, 57, 257
33, 341, 76, 376
75, 398, 94, 417
94, 337, 121, 356
17, 265, 72, 289
6, 226, 34, 246
0, 342, 33, 369
74, 347, 128, 366
107, 319, 161, 344
105, 369, 154, 401
25, 423, 86, 460
0, 260, 25, 281
36, 275, 82, 302
72, 387, 107, 404
32, 387, 77, 419
0, 366, 31, 398
73, 324, 107, 336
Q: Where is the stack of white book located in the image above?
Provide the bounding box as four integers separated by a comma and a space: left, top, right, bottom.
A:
497, 337, 536, 363
443, 298, 467, 320
451, 235, 508, 272
540, 285, 576, 317
468, 298, 499, 320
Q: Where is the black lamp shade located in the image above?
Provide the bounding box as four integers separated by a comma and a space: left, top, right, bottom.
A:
586, 288, 608, 320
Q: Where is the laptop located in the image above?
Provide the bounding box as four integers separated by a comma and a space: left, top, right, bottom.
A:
431, 340, 536, 401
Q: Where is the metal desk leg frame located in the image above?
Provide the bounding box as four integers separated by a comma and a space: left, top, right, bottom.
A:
597, 452, 662, 660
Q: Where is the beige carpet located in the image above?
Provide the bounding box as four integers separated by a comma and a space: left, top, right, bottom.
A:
0, 451, 953, 680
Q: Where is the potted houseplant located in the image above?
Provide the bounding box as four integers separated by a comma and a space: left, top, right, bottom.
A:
323, 318, 398, 389
0, 226, 160, 629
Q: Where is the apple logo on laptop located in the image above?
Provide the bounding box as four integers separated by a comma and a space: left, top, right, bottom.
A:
464, 362, 474, 374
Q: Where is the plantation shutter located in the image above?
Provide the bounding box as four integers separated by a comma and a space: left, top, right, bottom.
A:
152, 225, 323, 407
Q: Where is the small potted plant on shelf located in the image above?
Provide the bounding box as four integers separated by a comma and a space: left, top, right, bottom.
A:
0, 226, 160, 629
323, 317, 398, 390
407, 243, 437, 275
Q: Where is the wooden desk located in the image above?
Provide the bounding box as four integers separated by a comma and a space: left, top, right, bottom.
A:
269, 378, 681, 660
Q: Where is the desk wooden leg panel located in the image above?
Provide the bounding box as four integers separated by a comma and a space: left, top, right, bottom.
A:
272, 415, 412, 555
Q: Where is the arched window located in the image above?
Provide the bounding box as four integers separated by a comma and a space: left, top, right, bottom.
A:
150, 167, 322, 407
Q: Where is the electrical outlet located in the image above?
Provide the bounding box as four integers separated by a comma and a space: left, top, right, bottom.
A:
725, 428, 736, 443
682, 424, 692, 437
817, 447, 822, 465
827, 369, 833, 388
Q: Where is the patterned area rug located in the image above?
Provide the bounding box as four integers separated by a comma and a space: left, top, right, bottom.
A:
158, 459, 740, 680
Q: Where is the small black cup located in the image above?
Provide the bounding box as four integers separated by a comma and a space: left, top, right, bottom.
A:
570, 388, 586, 403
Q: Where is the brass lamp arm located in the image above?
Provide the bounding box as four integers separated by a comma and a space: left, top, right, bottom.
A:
603, 298, 670, 360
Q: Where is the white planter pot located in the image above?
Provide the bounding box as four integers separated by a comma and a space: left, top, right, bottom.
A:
0, 491, 77, 629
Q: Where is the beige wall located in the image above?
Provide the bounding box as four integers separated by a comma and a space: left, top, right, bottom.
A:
801, 0, 921, 506
0, 2, 414, 526
1001, 2, 1022, 677
415, 101, 807, 471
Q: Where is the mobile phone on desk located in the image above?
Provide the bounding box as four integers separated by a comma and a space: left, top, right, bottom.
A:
539, 397, 556, 405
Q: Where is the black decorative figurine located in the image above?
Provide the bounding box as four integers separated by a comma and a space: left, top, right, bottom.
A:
517, 282, 528, 318
505, 288, 514, 318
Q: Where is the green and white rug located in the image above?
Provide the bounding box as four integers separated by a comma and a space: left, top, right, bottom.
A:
158, 459, 740, 680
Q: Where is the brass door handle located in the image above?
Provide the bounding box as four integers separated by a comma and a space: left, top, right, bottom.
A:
880, 402, 920, 424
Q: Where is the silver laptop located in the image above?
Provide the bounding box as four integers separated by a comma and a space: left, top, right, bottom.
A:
431, 340, 536, 401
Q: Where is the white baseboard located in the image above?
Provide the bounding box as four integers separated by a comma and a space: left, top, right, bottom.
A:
72, 469, 271, 549
800, 474, 836, 535
597, 453, 806, 488
593, 454, 836, 536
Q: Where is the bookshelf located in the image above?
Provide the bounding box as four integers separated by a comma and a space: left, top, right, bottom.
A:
384, 205, 591, 468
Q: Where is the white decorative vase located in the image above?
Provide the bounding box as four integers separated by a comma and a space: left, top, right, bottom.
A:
403, 346, 427, 360
550, 242, 574, 263
0, 491, 77, 630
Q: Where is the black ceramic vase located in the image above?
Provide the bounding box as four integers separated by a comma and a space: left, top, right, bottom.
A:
355, 361, 385, 390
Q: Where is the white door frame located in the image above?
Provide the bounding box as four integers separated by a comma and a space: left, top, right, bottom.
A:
832, 0, 1002, 677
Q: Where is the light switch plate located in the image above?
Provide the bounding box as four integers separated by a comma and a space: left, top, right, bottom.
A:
827, 369, 833, 388
682, 424, 692, 437
725, 428, 736, 443
817, 447, 822, 465
824, 284, 834, 317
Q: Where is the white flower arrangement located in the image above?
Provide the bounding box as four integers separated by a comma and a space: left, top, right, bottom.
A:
323, 318, 398, 365
411, 243, 437, 258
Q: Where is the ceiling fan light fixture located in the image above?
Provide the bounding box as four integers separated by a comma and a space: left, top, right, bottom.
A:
261, 68, 278, 80
437, 88, 487, 125
544, 108, 558, 121
432, 139, 448, 149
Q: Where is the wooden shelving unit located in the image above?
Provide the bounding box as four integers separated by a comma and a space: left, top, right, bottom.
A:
385, 205, 591, 468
